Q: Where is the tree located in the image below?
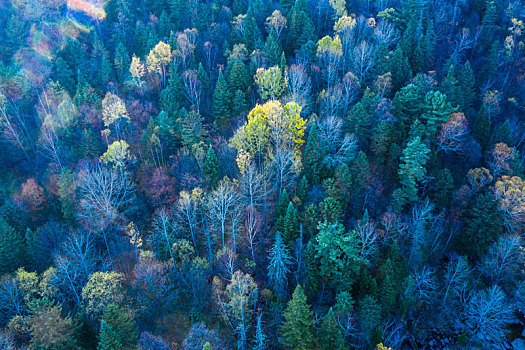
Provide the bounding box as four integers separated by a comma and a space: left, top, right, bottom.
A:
216, 271, 258, 350
398, 137, 430, 205
421, 90, 456, 138
101, 140, 135, 169
212, 71, 231, 128
253, 314, 267, 350
102, 92, 129, 139
0, 216, 25, 275
130, 55, 146, 89
98, 319, 122, 350
266, 10, 287, 38
480, 234, 523, 285
464, 286, 514, 348
318, 308, 346, 350
457, 193, 504, 259
254, 66, 286, 101
101, 304, 138, 349
203, 146, 219, 188
267, 232, 292, 298
146, 41, 172, 88
308, 222, 361, 291
493, 176, 525, 231
27, 299, 77, 349
280, 285, 317, 350
82, 272, 125, 319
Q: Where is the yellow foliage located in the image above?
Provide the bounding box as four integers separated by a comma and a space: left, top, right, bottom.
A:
100, 140, 134, 168
146, 41, 172, 74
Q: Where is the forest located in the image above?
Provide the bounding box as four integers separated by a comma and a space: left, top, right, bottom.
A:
0, 0, 524, 348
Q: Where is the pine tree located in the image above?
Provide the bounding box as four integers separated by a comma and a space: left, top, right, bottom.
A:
392, 84, 424, 136
203, 146, 219, 188
480, 0, 498, 51
421, 90, 456, 138
212, 71, 231, 128
457, 193, 504, 259
283, 202, 299, 243
431, 168, 454, 208
398, 136, 430, 205
390, 45, 412, 91
0, 215, 25, 275
268, 232, 292, 298
98, 320, 122, 350
114, 42, 130, 84
440, 65, 460, 109
101, 304, 138, 349
227, 59, 250, 93
473, 104, 491, 151
280, 285, 317, 350
318, 308, 346, 350
161, 65, 185, 116
357, 296, 381, 341
457, 61, 476, 113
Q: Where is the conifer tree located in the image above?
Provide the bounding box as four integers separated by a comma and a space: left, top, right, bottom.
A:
212, 71, 231, 128
390, 45, 412, 91
0, 215, 25, 274
457, 61, 476, 112
283, 202, 299, 243
303, 122, 326, 184
473, 104, 491, 151
253, 314, 267, 350
268, 231, 292, 298
101, 304, 138, 349
280, 285, 317, 350
421, 90, 456, 137
398, 136, 430, 205
98, 320, 122, 350
203, 146, 219, 189
318, 308, 346, 350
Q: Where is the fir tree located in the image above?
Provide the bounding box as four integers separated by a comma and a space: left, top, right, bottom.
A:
101, 304, 138, 349
253, 314, 267, 350
283, 202, 299, 243
98, 320, 122, 350
0, 215, 26, 275
390, 45, 412, 91
280, 285, 317, 350
303, 122, 326, 184
268, 231, 292, 298
203, 146, 219, 188
473, 104, 491, 151
212, 71, 231, 128
318, 308, 346, 350
398, 136, 430, 205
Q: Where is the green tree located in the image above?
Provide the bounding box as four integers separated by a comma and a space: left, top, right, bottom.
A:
212, 71, 231, 128
392, 84, 424, 136
283, 202, 299, 243
473, 104, 491, 151
203, 146, 219, 188
0, 215, 25, 275
357, 295, 381, 342
421, 90, 456, 138
390, 45, 412, 91
457, 193, 504, 259
308, 221, 361, 291
98, 320, 122, 350
398, 136, 431, 205
303, 122, 326, 184
27, 299, 77, 349
280, 285, 317, 350
457, 61, 476, 112
101, 304, 138, 349
318, 308, 346, 350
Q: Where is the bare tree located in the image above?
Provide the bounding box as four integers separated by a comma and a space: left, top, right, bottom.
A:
317, 115, 357, 168
183, 70, 202, 112
350, 41, 374, 83
285, 64, 312, 112
207, 179, 239, 251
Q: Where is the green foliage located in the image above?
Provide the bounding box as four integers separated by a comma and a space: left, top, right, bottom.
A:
280, 285, 317, 350
307, 221, 361, 291
0, 215, 26, 275
101, 304, 138, 349
203, 146, 219, 188
98, 320, 122, 350
398, 136, 430, 205
318, 308, 346, 350
212, 71, 231, 127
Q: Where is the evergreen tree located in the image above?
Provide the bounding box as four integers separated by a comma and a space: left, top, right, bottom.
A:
318, 308, 346, 350
161, 65, 185, 116
457, 61, 476, 113
268, 231, 292, 298
98, 320, 122, 350
390, 45, 412, 91
227, 59, 251, 93
457, 193, 504, 259
203, 146, 219, 188
280, 285, 317, 350
253, 314, 267, 350
0, 215, 25, 274
421, 90, 456, 138
101, 304, 138, 349
283, 202, 299, 243
431, 168, 454, 208
398, 136, 430, 205
473, 104, 491, 151
392, 84, 424, 136
212, 71, 231, 128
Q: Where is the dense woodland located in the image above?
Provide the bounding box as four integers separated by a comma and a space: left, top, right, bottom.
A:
0, 0, 524, 348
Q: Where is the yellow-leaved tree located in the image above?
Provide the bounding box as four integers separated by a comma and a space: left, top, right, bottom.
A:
146, 41, 172, 88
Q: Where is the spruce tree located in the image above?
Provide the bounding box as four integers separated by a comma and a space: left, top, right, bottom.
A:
98, 320, 122, 350
203, 146, 220, 189
473, 104, 491, 151
268, 232, 292, 298
392, 84, 424, 136
283, 202, 299, 243
318, 308, 346, 350
457, 61, 476, 113
421, 90, 456, 138
390, 45, 412, 91
303, 122, 326, 184
253, 314, 267, 350
280, 285, 317, 350
457, 193, 504, 259
212, 71, 231, 128
398, 136, 430, 205
0, 215, 25, 274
